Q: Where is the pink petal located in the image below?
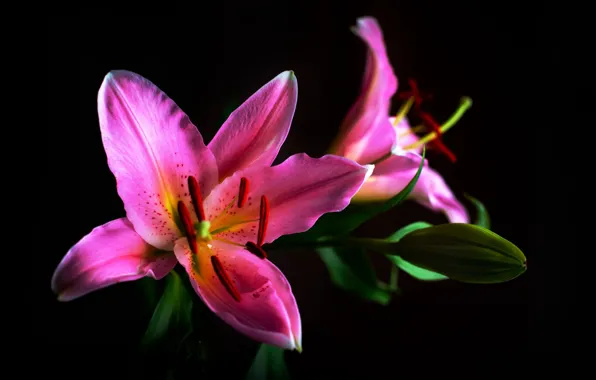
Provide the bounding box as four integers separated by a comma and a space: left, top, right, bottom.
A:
390, 116, 423, 154
354, 160, 469, 223
173, 239, 301, 350
204, 153, 372, 245
330, 17, 398, 165
51, 218, 177, 302
98, 70, 218, 250
208, 71, 298, 181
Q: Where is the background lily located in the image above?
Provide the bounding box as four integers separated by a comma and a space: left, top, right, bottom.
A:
51, 70, 371, 350
329, 16, 471, 223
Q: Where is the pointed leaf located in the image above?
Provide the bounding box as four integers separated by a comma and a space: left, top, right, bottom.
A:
386, 221, 433, 242
384, 221, 448, 281
318, 246, 391, 305
387, 256, 448, 281
465, 194, 491, 229
246, 344, 290, 380
141, 270, 193, 349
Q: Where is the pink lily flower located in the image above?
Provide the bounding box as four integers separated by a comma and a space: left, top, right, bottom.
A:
329, 16, 470, 223
51, 70, 372, 350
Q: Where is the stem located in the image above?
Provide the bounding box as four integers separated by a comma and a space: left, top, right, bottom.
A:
389, 264, 399, 292
267, 236, 392, 253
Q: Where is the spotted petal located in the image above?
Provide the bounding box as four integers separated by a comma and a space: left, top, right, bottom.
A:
98, 70, 218, 250
204, 153, 372, 245
173, 239, 301, 350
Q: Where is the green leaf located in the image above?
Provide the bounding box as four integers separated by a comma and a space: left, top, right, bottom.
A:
274, 147, 426, 245
391, 223, 526, 284
141, 270, 194, 350
386, 221, 433, 242
137, 276, 160, 313
465, 194, 491, 229
317, 246, 391, 305
384, 222, 447, 281
388, 256, 448, 281
246, 344, 290, 380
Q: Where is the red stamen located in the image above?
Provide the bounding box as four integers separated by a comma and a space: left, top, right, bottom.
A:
418, 111, 457, 163
245, 241, 268, 259
177, 201, 198, 254
257, 195, 269, 247
210, 255, 241, 302
238, 177, 249, 208
188, 176, 206, 222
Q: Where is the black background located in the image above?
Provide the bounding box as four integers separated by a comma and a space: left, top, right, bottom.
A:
44, 2, 577, 378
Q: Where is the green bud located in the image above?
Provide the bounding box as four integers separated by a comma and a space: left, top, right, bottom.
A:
391, 223, 526, 284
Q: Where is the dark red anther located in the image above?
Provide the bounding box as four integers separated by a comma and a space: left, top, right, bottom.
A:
419, 111, 457, 163
188, 176, 206, 222
245, 241, 268, 259
397, 79, 432, 108
238, 177, 249, 208
257, 195, 269, 247
210, 255, 241, 302
177, 201, 198, 254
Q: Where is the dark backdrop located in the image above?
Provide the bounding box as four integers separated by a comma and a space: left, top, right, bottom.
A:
44, 2, 574, 378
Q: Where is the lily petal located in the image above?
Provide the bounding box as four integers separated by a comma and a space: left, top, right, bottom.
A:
98, 70, 218, 250
354, 161, 469, 223
205, 153, 372, 245
330, 17, 398, 165
51, 218, 177, 302
173, 239, 301, 350
208, 71, 298, 181
390, 116, 423, 154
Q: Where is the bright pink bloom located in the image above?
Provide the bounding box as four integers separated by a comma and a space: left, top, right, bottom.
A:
51, 70, 371, 350
330, 17, 469, 223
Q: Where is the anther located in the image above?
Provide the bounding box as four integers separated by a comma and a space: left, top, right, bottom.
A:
245, 241, 268, 259
238, 177, 249, 208
188, 176, 206, 222
257, 195, 269, 247
210, 255, 241, 302
177, 201, 198, 254
397, 79, 432, 108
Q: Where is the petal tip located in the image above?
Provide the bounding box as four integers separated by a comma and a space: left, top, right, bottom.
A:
363, 164, 375, 181
56, 292, 71, 302
279, 70, 297, 89
294, 335, 302, 353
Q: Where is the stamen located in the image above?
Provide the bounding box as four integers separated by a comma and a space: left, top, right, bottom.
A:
257, 195, 270, 247
245, 241, 268, 259
398, 124, 425, 138
188, 176, 206, 222
418, 111, 457, 162
402, 96, 473, 152
177, 201, 198, 254
210, 255, 241, 302
392, 96, 415, 127
238, 177, 249, 208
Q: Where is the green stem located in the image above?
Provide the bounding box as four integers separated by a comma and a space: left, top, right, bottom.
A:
389, 265, 399, 292
267, 236, 392, 252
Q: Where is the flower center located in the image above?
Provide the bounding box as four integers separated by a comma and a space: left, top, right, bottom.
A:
177, 176, 272, 302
